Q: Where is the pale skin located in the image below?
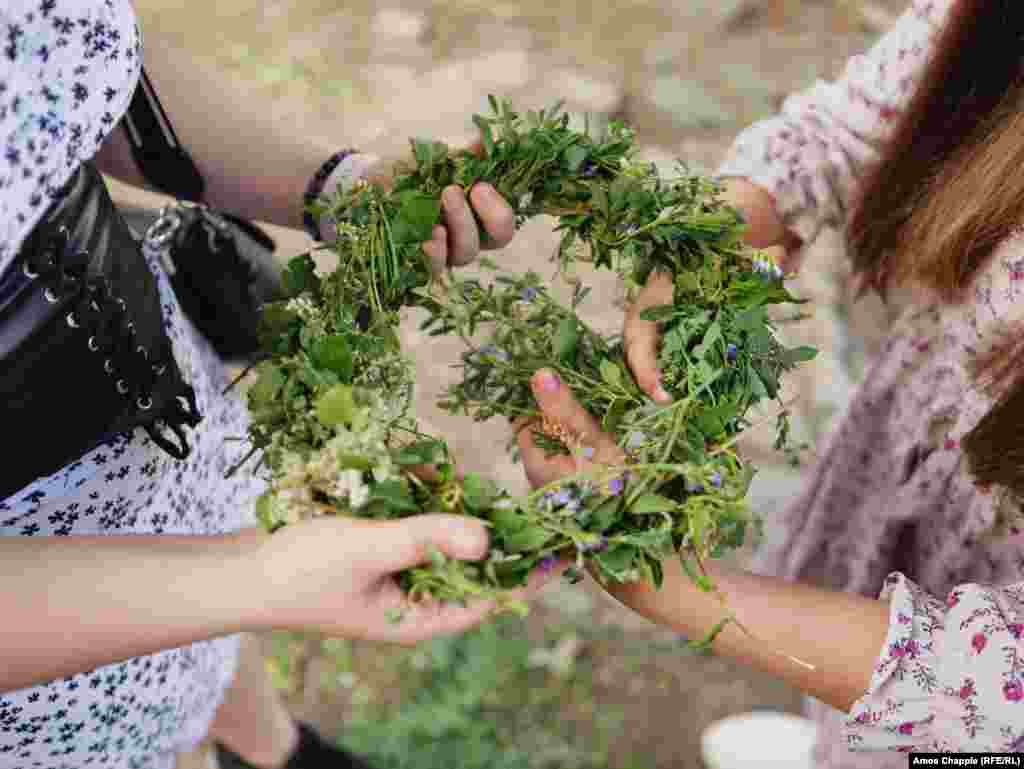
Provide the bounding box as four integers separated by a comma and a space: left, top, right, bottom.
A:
4, 39, 562, 769
516, 178, 889, 714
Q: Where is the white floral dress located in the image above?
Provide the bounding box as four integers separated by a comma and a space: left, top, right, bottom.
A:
717, 0, 1024, 761
0, 1, 264, 767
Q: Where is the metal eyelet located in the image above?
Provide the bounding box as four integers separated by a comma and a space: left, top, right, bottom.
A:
43, 287, 60, 303
116, 379, 129, 395
104, 359, 114, 374
116, 297, 127, 311
136, 345, 148, 360
137, 396, 153, 411
66, 312, 80, 328
22, 262, 39, 279
87, 336, 99, 352
152, 363, 167, 376
126, 321, 136, 335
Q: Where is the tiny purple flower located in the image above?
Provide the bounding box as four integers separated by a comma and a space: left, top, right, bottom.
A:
581, 159, 598, 178
553, 489, 574, 507
538, 555, 558, 574
479, 344, 509, 363
710, 472, 722, 488
519, 287, 539, 302
580, 446, 595, 460
685, 480, 704, 494
582, 536, 608, 553
726, 343, 738, 363
608, 476, 626, 495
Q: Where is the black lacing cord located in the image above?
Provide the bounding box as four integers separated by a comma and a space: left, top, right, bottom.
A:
23, 226, 201, 460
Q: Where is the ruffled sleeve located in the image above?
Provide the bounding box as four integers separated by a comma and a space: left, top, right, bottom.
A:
845, 572, 1024, 752
714, 0, 954, 249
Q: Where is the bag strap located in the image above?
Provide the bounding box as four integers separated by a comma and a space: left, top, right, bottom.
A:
122, 67, 206, 203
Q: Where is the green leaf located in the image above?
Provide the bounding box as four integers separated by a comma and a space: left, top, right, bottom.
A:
462, 473, 497, 512
368, 479, 419, 514
258, 302, 300, 348
562, 144, 588, 173
594, 544, 636, 577
693, 399, 740, 438
753, 362, 779, 398
599, 358, 623, 389
553, 316, 579, 361
489, 503, 527, 535
391, 190, 443, 244
629, 494, 677, 514
780, 345, 818, 366
248, 366, 287, 407
503, 523, 553, 553
590, 497, 622, 532
734, 306, 767, 334
255, 491, 278, 531
638, 304, 676, 322
472, 115, 495, 156
393, 439, 445, 466
311, 335, 354, 382
314, 384, 358, 427
282, 254, 320, 298
676, 271, 701, 294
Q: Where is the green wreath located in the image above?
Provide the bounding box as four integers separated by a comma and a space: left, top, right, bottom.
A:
229, 96, 816, 649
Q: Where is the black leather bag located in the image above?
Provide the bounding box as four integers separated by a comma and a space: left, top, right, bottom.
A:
123, 69, 283, 363
144, 203, 283, 361
0, 162, 202, 500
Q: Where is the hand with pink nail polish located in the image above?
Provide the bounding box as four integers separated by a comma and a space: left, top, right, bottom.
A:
622, 178, 797, 404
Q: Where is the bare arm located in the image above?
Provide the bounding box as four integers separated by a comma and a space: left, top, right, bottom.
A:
601, 556, 888, 712
93, 38, 335, 230
2, 530, 266, 692
517, 368, 888, 713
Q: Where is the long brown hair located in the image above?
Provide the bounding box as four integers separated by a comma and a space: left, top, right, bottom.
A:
847, 0, 1024, 499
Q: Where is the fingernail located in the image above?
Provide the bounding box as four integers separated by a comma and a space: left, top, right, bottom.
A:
654, 383, 672, 403
534, 370, 560, 393
443, 188, 463, 211
459, 527, 488, 556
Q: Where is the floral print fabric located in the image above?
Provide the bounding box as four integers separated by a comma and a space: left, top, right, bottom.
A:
0, 1, 265, 767
717, 0, 1024, 760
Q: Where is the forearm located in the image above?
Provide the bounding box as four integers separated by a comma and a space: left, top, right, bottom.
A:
602, 556, 888, 712
95, 38, 339, 230
0, 528, 271, 692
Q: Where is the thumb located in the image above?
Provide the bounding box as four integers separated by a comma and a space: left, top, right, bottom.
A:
377, 514, 490, 572
624, 271, 674, 403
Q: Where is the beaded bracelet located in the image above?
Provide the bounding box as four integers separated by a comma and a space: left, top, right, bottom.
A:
302, 149, 357, 241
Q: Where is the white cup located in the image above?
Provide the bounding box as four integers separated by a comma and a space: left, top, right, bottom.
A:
701, 711, 818, 769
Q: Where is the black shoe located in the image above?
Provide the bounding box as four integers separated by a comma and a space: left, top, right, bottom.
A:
213, 722, 377, 769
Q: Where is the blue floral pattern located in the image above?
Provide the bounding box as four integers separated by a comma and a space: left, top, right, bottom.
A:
0, 2, 266, 767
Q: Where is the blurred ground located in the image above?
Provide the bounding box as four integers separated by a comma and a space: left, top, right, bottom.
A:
116, 0, 910, 766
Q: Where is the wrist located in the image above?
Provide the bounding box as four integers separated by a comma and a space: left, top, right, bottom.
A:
209, 530, 279, 634
303, 151, 382, 241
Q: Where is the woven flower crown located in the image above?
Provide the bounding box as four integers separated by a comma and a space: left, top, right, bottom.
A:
229, 96, 815, 645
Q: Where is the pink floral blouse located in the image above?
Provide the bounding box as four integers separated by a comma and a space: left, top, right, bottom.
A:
716, 0, 1024, 760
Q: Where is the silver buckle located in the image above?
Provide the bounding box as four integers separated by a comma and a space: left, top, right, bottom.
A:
145, 206, 183, 276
